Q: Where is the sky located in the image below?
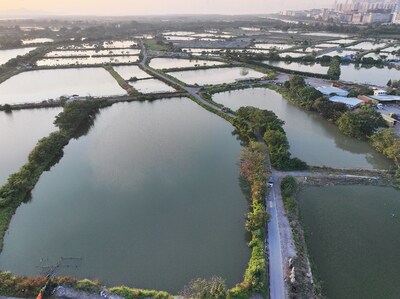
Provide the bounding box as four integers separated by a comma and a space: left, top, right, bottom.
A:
0, 0, 334, 15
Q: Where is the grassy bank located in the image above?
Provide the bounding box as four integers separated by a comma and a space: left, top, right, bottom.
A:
228, 142, 270, 298
0, 272, 173, 299
103, 65, 139, 96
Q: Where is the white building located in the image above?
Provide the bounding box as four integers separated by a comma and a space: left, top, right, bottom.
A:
374, 89, 387, 96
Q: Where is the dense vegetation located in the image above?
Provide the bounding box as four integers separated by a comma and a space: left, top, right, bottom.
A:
280, 76, 348, 121
370, 128, 400, 187
281, 75, 340, 115
228, 142, 269, 298
110, 286, 172, 299
235, 106, 308, 170
181, 276, 226, 299
336, 106, 386, 140
0, 272, 173, 299
327, 57, 341, 80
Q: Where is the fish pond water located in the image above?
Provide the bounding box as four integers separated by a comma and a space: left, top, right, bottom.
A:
167, 67, 265, 85
213, 88, 391, 169
299, 186, 400, 299
0, 68, 126, 104
0, 98, 250, 293
0, 108, 62, 186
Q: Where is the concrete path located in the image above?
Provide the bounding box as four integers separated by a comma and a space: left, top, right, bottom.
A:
267, 186, 287, 299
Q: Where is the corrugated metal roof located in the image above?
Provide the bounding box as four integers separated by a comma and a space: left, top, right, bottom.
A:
316, 86, 349, 96
370, 95, 400, 102
329, 96, 363, 107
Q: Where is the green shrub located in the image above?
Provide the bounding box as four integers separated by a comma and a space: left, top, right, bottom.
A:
281, 176, 297, 213
75, 279, 102, 292
110, 286, 173, 299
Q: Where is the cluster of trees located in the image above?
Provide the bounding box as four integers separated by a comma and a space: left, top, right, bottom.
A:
3, 47, 46, 68
235, 106, 308, 170
370, 128, 400, 186
387, 80, 400, 95
336, 106, 386, 140
371, 128, 400, 166
327, 57, 341, 80
282, 75, 348, 121
229, 142, 269, 298
54, 99, 110, 138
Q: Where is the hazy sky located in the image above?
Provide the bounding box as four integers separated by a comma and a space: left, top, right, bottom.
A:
0, 0, 334, 15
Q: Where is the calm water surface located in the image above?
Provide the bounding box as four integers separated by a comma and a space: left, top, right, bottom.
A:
0, 98, 249, 292
299, 186, 400, 299
264, 61, 399, 86
36, 56, 139, 67
340, 64, 400, 86
0, 47, 36, 65
0, 68, 126, 104
0, 108, 61, 185
265, 61, 329, 75
213, 88, 391, 169
168, 67, 264, 85
114, 65, 152, 80
130, 78, 176, 93
149, 58, 224, 69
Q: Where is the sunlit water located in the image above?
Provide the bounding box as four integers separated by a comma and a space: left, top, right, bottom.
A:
0, 98, 249, 292
213, 88, 391, 169
0, 68, 126, 104
0, 108, 62, 186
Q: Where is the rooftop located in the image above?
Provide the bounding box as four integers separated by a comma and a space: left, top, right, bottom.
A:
370, 95, 400, 102
316, 86, 349, 97
329, 95, 363, 107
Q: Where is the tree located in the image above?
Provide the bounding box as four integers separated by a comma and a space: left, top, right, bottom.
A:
299, 87, 323, 102
236, 106, 284, 135
327, 57, 341, 80
288, 75, 305, 91
370, 128, 400, 166
336, 107, 386, 139
246, 208, 269, 231
312, 98, 347, 121
181, 277, 226, 299
348, 89, 360, 98
3, 104, 12, 113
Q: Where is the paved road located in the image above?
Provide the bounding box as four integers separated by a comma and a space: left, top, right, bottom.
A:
267, 186, 287, 299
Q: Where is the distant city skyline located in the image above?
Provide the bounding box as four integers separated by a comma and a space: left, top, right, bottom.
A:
0, 0, 335, 16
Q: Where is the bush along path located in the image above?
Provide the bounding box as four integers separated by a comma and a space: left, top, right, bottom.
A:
228, 142, 270, 299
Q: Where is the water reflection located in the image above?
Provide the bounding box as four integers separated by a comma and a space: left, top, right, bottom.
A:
213, 88, 391, 169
